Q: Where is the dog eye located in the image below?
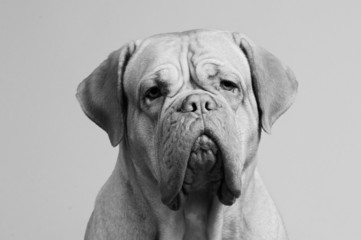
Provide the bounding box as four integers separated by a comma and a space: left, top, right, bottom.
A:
145, 86, 162, 100
220, 80, 238, 92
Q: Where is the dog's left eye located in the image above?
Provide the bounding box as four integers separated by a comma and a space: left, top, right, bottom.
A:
145, 86, 162, 100
220, 80, 238, 92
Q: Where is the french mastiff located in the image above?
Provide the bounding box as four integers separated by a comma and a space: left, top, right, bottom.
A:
77, 29, 298, 240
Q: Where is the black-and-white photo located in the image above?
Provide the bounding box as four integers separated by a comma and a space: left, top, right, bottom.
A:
1, 1, 360, 240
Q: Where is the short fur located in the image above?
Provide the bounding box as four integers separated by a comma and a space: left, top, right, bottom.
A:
77, 29, 297, 240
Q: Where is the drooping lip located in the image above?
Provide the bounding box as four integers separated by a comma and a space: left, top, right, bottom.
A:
161, 130, 242, 210
203, 129, 242, 199
182, 134, 221, 193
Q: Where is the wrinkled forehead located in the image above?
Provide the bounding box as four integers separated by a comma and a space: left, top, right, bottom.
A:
125, 35, 183, 81
123, 30, 249, 92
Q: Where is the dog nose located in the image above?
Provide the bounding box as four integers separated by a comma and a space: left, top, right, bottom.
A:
180, 94, 218, 113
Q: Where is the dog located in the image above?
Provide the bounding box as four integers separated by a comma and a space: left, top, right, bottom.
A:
76, 29, 298, 240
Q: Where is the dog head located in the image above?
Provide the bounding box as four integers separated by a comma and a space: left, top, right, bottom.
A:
77, 29, 297, 210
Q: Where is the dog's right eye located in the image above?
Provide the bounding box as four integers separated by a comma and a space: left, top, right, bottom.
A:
145, 86, 162, 100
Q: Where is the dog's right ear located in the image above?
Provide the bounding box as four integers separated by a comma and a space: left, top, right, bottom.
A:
76, 42, 136, 147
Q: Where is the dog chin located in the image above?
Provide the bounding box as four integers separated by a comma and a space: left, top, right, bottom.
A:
165, 133, 240, 211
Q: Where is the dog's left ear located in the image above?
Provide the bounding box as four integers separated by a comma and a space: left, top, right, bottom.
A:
233, 33, 298, 133
76, 42, 136, 146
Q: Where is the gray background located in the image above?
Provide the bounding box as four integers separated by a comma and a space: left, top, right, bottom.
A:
1, 0, 360, 239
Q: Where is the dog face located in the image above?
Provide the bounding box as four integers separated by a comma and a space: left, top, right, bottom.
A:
77, 29, 297, 210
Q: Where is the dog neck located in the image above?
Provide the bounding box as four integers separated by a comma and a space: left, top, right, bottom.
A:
117, 147, 288, 240
183, 191, 224, 240
118, 143, 224, 239
152, 190, 224, 240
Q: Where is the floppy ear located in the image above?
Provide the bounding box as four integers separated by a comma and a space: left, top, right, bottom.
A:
76, 42, 136, 146
233, 33, 298, 133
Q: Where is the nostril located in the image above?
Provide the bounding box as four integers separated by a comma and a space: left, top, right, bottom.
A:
191, 102, 197, 112
204, 100, 216, 111
205, 102, 210, 111
181, 100, 198, 112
